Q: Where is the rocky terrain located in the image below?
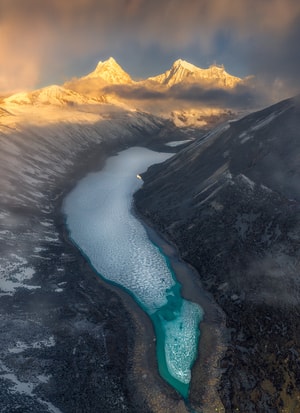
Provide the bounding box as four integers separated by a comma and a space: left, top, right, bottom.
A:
135, 96, 300, 412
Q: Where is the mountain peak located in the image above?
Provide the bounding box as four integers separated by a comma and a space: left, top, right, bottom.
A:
86, 57, 132, 84
172, 59, 198, 72
149, 59, 241, 88
95, 56, 119, 70
106, 56, 117, 64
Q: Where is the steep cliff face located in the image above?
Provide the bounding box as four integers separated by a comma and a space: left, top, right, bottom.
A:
135, 96, 300, 412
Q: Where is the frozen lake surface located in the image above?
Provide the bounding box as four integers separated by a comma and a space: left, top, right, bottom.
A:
63, 146, 203, 397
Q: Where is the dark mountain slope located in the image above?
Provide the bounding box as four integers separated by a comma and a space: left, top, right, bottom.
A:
135, 96, 300, 412
0, 105, 188, 413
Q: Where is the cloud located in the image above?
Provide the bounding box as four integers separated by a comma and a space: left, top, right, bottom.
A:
103, 84, 165, 100
243, 15, 300, 98
104, 81, 264, 109
0, 0, 299, 96
169, 83, 262, 108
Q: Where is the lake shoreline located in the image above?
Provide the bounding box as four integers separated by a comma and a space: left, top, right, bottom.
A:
136, 211, 228, 413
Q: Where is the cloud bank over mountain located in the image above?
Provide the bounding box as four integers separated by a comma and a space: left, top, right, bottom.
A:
66, 58, 266, 111
103, 82, 261, 110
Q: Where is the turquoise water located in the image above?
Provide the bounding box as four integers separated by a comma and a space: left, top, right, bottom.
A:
63, 147, 203, 398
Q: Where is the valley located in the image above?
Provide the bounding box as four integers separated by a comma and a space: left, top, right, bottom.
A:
0, 57, 299, 413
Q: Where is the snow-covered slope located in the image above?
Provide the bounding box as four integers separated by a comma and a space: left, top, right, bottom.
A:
0, 101, 172, 412
148, 59, 242, 88
0, 102, 166, 213
4, 85, 104, 106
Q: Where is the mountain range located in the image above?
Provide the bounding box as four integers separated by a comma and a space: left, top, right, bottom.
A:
3, 57, 248, 128
146, 58, 241, 88
80, 56, 242, 88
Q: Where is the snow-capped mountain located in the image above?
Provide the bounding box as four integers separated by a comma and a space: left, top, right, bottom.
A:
71, 57, 246, 128
81, 56, 242, 89
147, 59, 242, 88
83, 56, 133, 84
4, 57, 249, 127
4, 84, 104, 106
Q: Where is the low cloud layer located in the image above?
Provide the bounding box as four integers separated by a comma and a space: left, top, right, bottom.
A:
104, 81, 264, 110
0, 0, 300, 100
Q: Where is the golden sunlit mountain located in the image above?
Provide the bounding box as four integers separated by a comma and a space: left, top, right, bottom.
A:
68, 57, 243, 90
83, 57, 134, 85
4, 85, 105, 106
3, 57, 251, 128
147, 59, 242, 88
64, 57, 249, 128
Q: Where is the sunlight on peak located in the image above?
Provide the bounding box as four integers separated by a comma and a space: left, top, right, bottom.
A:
97, 57, 118, 67
173, 59, 197, 71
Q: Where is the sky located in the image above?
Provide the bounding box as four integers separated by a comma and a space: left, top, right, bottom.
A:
0, 0, 300, 103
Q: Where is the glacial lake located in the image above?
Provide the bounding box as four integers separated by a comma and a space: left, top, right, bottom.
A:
63, 146, 203, 398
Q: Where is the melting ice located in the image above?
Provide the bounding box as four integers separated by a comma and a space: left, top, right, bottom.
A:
63, 146, 203, 396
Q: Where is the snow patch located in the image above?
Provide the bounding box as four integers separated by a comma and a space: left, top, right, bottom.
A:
0, 257, 40, 294
165, 139, 192, 147
251, 112, 278, 131
0, 360, 61, 413
260, 184, 273, 193
8, 341, 29, 354
8, 336, 55, 353
37, 374, 51, 383
240, 134, 252, 144
32, 336, 55, 349
238, 174, 255, 189
14, 267, 35, 283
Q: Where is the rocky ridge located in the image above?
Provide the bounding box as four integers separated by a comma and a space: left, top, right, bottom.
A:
135, 95, 300, 412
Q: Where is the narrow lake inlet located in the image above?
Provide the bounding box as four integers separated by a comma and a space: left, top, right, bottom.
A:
63, 146, 203, 399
